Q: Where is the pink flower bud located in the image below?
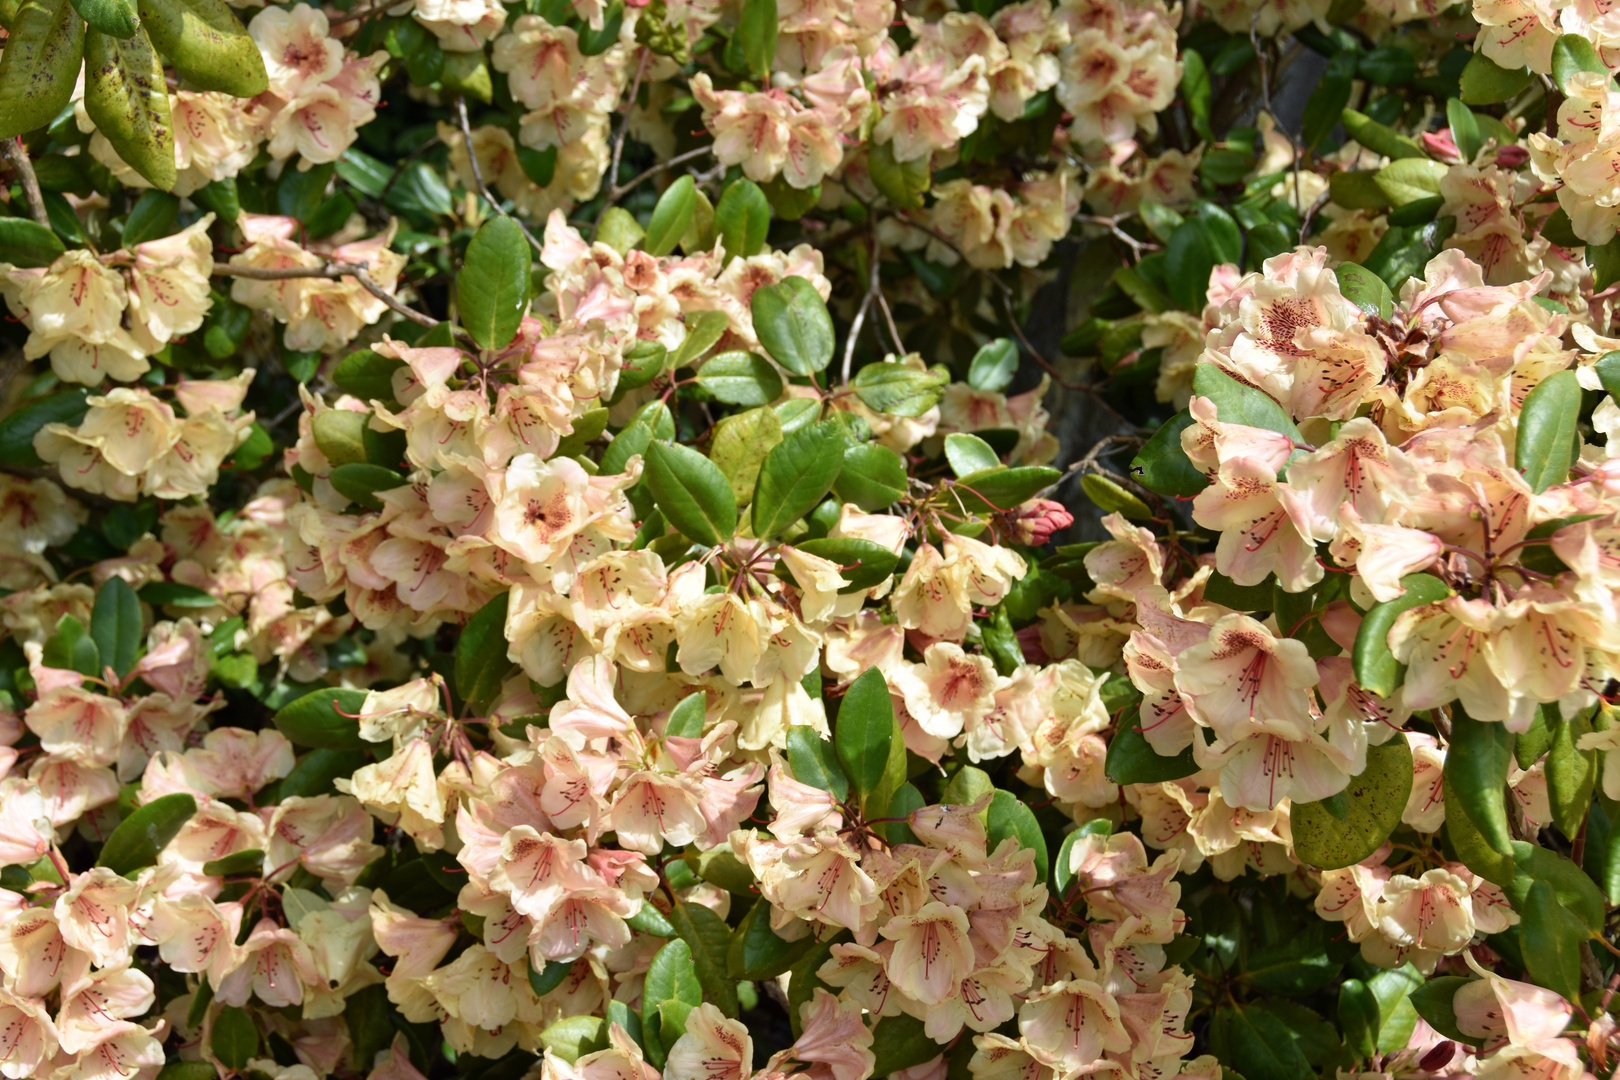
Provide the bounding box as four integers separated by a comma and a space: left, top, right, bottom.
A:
1421, 130, 1462, 163
1495, 144, 1529, 167
1010, 498, 1073, 545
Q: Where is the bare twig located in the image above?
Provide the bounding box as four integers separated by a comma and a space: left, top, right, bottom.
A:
593, 47, 652, 241
842, 292, 874, 384
2, 138, 50, 229
212, 260, 441, 329
873, 229, 904, 355
600, 145, 715, 218
327, 0, 396, 26
455, 96, 545, 255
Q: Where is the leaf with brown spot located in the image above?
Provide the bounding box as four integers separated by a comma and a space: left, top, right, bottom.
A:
0, 0, 86, 139
137, 0, 265, 96
84, 24, 176, 190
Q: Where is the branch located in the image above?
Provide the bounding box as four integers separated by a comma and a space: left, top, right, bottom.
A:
212, 260, 442, 330
455, 96, 545, 256
1, 138, 50, 229
593, 47, 652, 241
596, 145, 715, 229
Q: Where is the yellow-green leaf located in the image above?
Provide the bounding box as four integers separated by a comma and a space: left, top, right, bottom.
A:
138, 0, 265, 95
84, 25, 176, 190
0, 0, 86, 139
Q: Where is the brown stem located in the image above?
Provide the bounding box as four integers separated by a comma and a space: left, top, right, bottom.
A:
454, 96, 544, 256
211, 259, 441, 330
2, 138, 50, 229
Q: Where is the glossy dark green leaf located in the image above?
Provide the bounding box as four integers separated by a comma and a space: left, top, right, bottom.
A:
329, 463, 405, 511
528, 959, 574, 998
98, 792, 195, 874
42, 615, 99, 678
1105, 720, 1199, 784
211, 1005, 258, 1070
84, 26, 176, 191
1207, 1004, 1314, 1080
1292, 737, 1413, 870
1443, 771, 1515, 885
599, 401, 673, 475
645, 175, 696, 257
1447, 98, 1482, 162
834, 443, 907, 510
1460, 52, 1533, 104
1192, 365, 1302, 442
574, 0, 620, 53
1352, 573, 1452, 698
1165, 219, 1216, 312
272, 686, 371, 751
752, 276, 834, 377
736, 0, 776, 81
786, 724, 849, 801
1405, 977, 1470, 1043
626, 903, 676, 937
456, 592, 513, 712
1338, 980, 1380, 1060
1446, 708, 1517, 856
645, 441, 736, 546
138, 582, 217, 609
333, 349, 405, 403
1337, 263, 1395, 320
697, 351, 783, 406
716, 178, 770, 263
539, 1017, 607, 1065
138, 0, 266, 95
1359, 46, 1416, 85
1505, 841, 1606, 931
0, 217, 66, 268
1131, 411, 1204, 498
669, 310, 729, 369
1521, 879, 1584, 1001
1181, 48, 1212, 141
1546, 708, 1596, 839
0, 0, 85, 139
1553, 33, 1610, 94
200, 848, 262, 876
950, 466, 1061, 514
664, 906, 735, 1023
792, 537, 898, 592
986, 789, 1047, 883
90, 576, 141, 677
752, 420, 844, 540
870, 1014, 944, 1077
1517, 369, 1581, 493
1340, 107, 1425, 160
119, 189, 178, 246
728, 898, 815, 980
836, 667, 903, 811
458, 217, 531, 350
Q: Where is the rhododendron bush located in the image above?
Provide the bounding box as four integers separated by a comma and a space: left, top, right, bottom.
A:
11, 0, 1620, 1078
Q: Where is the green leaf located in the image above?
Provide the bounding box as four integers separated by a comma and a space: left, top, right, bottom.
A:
1443, 770, 1516, 885
752, 420, 844, 540
1292, 737, 1413, 870
836, 667, 903, 812
1359, 46, 1416, 85
710, 405, 782, 505
599, 401, 674, 476
1192, 365, 1303, 442
1405, 977, 1470, 1043
554, 408, 610, 460
645, 441, 736, 546
834, 443, 907, 510
528, 959, 574, 998
1517, 369, 1581, 493
138, 582, 217, 609
1244, 923, 1340, 995
1338, 980, 1380, 1061
697, 351, 783, 406
945, 433, 1001, 477
1340, 108, 1426, 160
1546, 708, 1597, 839
272, 687, 371, 751
539, 1017, 607, 1065
1447, 99, 1482, 162
867, 138, 930, 210
667, 906, 738, 1016
669, 310, 730, 369
716, 178, 770, 263
329, 463, 404, 511
1302, 49, 1356, 150
1460, 52, 1533, 105
643, 938, 702, 1051
121, 193, 180, 253
1080, 474, 1152, 520
0, 217, 66, 268
1182, 47, 1212, 141
1105, 720, 1199, 784
792, 537, 898, 592
1165, 219, 1216, 312
596, 206, 643, 256
98, 792, 195, 874
0, 0, 85, 139
456, 592, 513, 712
91, 576, 141, 677
517, 145, 557, 188
968, 338, 1018, 392
1553, 33, 1610, 94
200, 848, 262, 876
786, 724, 849, 800
137, 0, 266, 95
1521, 879, 1584, 1002
70, 0, 135, 39
736, 0, 776, 81
665, 692, 705, 740
345, 983, 394, 1070
752, 276, 834, 377
1329, 172, 1392, 211
1505, 842, 1606, 931
1593, 236, 1620, 290
870, 1014, 944, 1077
1446, 708, 1516, 856
644, 175, 696, 257
626, 903, 676, 937
211, 1005, 258, 1070
986, 789, 1048, 883
851, 361, 948, 417
84, 26, 176, 191
1337, 263, 1395, 320
1352, 573, 1452, 698
1208, 1004, 1314, 1080
728, 899, 816, 980
333, 349, 405, 404
1374, 158, 1449, 206
1131, 411, 1204, 498
458, 217, 531, 350
950, 466, 1061, 514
